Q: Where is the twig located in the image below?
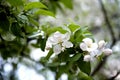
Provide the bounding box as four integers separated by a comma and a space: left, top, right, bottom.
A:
106, 71, 120, 80
99, 0, 116, 48
91, 0, 117, 76
90, 55, 107, 76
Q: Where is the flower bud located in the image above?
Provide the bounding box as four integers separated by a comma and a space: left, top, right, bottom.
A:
103, 48, 112, 56
84, 55, 91, 62
98, 40, 106, 49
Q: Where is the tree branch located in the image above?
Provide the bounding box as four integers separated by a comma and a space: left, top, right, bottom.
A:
99, 0, 116, 48
106, 71, 120, 80
91, 0, 117, 76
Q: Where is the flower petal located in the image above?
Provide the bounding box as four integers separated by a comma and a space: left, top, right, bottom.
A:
87, 43, 98, 52
62, 41, 73, 48
80, 43, 88, 51
103, 48, 112, 56
98, 40, 106, 49
62, 32, 70, 41
53, 44, 62, 54
83, 38, 93, 45
48, 36, 58, 45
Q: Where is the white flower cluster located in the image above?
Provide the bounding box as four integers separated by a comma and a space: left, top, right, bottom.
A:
80, 38, 112, 62
47, 31, 73, 54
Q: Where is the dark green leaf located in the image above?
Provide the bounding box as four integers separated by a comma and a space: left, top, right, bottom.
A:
77, 58, 91, 75
0, 12, 10, 31
35, 9, 55, 17
24, 2, 47, 10
38, 36, 47, 51
10, 22, 23, 38
69, 53, 81, 62
58, 51, 69, 62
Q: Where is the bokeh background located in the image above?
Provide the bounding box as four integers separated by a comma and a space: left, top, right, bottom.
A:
0, 0, 120, 80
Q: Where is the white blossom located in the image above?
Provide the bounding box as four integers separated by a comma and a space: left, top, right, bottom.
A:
80, 38, 112, 62
48, 31, 73, 54
80, 38, 98, 52
53, 44, 62, 54
62, 41, 73, 48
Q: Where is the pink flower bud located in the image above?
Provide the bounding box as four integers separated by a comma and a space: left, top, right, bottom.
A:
103, 48, 112, 56
98, 40, 106, 49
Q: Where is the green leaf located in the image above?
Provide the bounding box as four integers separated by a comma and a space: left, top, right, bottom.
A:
10, 22, 23, 38
7, 0, 23, 6
46, 62, 60, 67
77, 58, 91, 75
78, 71, 92, 80
60, 0, 73, 9
74, 29, 84, 42
47, 27, 67, 36
69, 53, 81, 62
24, 2, 47, 10
35, 9, 55, 17
45, 48, 53, 60
28, 17, 39, 27
38, 36, 47, 51
58, 51, 69, 62
0, 12, 10, 31
68, 24, 80, 33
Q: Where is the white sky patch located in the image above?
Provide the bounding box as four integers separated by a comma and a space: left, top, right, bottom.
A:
30, 48, 48, 61
4, 63, 13, 73
17, 64, 45, 80
59, 73, 68, 80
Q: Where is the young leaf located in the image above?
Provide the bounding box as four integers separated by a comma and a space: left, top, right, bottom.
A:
6, 0, 23, 6
74, 29, 84, 42
60, 0, 73, 9
68, 24, 80, 33
78, 71, 92, 80
24, 2, 47, 10
47, 27, 67, 36
35, 9, 55, 17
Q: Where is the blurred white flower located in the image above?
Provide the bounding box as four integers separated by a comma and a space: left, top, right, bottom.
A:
98, 40, 112, 56
103, 48, 112, 56
84, 55, 91, 62
98, 40, 106, 49
80, 38, 98, 52
80, 38, 112, 62
48, 31, 73, 54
